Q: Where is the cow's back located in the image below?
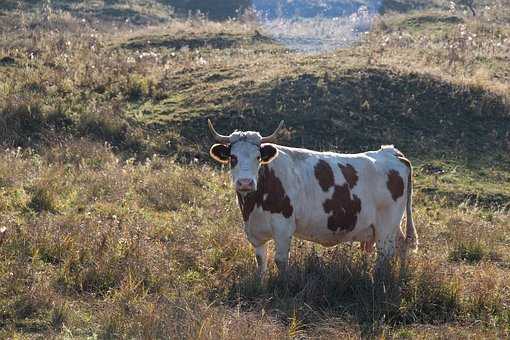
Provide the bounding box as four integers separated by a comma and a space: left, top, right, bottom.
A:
255, 145, 409, 246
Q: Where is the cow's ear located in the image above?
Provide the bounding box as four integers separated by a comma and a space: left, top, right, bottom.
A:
260, 144, 278, 164
210, 144, 230, 164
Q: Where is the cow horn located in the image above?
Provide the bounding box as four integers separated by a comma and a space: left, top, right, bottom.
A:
261, 120, 284, 143
208, 119, 230, 144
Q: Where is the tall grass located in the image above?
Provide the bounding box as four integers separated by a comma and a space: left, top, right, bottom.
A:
0, 144, 508, 338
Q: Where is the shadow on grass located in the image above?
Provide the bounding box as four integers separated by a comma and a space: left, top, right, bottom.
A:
402, 14, 463, 27
220, 248, 461, 336
2, 65, 509, 173
121, 33, 243, 50
120, 31, 274, 50
165, 68, 509, 174
420, 188, 510, 211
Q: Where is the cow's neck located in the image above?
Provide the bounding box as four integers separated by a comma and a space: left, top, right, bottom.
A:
236, 164, 293, 222
236, 165, 267, 223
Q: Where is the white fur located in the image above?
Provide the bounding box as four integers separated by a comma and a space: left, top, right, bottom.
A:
237, 144, 414, 274
228, 132, 276, 192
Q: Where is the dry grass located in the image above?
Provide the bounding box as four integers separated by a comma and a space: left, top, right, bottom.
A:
366, 5, 510, 96
0, 1, 509, 338
0, 144, 508, 338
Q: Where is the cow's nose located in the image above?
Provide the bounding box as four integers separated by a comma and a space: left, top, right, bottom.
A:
236, 178, 255, 191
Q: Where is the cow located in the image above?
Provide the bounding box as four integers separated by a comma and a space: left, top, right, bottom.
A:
208, 120, 418, 274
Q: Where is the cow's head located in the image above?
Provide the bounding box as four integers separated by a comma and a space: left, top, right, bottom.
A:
208, 120, 284, 194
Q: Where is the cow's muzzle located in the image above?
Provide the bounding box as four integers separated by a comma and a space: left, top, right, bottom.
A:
236, 178, 255, 193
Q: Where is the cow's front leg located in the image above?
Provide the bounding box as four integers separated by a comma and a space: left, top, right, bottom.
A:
255, 243, 268, 276
273, 220, 294, 273
246, 230, 269, 278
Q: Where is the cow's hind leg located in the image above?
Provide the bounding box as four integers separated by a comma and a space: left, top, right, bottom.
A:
374, 206, 405, 270
360, 224, 376, 253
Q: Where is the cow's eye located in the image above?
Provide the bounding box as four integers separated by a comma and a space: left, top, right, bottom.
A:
230, 155, 238, 167
257, 156, 261, 162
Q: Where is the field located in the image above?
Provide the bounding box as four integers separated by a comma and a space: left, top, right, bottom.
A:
0, 0, 509, 338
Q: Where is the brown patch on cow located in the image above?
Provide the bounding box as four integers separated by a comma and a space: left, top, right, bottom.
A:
338, 163, 358, 189
258, 166, 294, 217
237, 166, 293, 222
237, 193, 255, 222
314, 159, 334, 192
387, 170, 404, 201
323, 183, 361, 232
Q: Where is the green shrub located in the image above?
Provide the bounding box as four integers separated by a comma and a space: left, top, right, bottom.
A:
448, 241, 488, 263
78, 110, 127, 145
28, 183, 58, 213
50, 302, 68, 331
0, 99, 46, 145
125, 75, 150, 101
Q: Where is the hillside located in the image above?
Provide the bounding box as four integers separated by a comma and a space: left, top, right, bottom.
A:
0, 1, 509, 338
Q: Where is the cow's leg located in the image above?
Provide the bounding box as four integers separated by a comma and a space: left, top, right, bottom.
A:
274, 239, 291, 273
246, 229, 270, 277
274, 234, 291, 273
395, 228, 407, 262
272, 218, 295, 273
360, 224, 376, 253
255, 243, 268, 276
375, 206, 405, 270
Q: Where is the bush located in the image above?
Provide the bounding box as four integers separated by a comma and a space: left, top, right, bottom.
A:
78, 110, 127, 145
125, 75, 151, 101
28, 183, 58, 213
448, 241, 488, 263
0, 99, 46, 145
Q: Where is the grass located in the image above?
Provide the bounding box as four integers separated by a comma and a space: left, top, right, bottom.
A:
0, 146, 508, 338
0, 0, 509, 338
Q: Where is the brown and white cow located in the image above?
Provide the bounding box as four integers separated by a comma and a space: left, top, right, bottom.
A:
208, 120, 418, 274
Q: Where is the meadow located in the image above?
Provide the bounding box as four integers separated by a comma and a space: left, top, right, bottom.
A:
0, 0, 509, 338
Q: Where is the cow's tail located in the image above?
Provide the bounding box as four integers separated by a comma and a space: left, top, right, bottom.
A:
398, 155, 419, 253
